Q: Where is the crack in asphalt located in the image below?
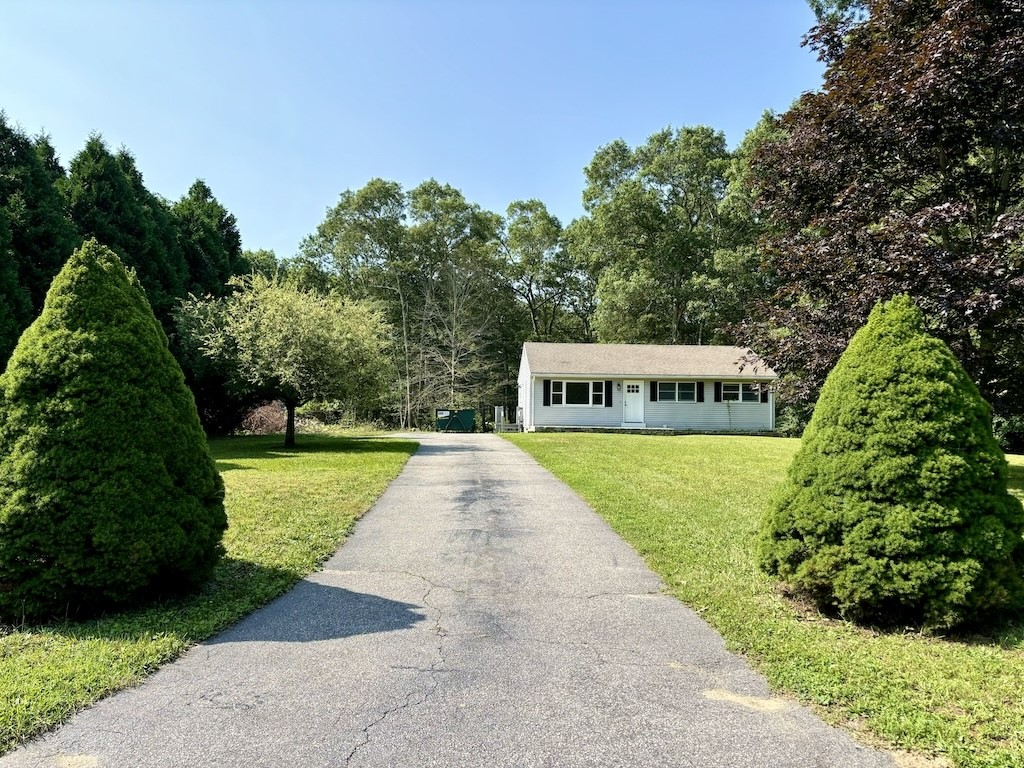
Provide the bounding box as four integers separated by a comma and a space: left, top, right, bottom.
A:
342, 576, 450, 768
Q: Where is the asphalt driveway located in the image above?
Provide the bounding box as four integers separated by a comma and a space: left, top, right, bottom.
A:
2, 433, 894, 767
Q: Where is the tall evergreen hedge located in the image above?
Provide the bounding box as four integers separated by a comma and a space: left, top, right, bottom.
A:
0, 239, 226, 621
758, 295, 1024, 630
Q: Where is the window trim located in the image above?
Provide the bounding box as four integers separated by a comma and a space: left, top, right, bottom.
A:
549, 379, 607, 407
656, 381, 697, 403
741, 383, 761, 403
720, 381, 767, 403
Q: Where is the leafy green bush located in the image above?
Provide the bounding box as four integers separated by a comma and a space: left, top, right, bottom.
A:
758, 295, 1024, 630
0, 239, 226, 621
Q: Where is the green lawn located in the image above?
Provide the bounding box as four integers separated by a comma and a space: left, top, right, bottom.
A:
0, 433, 417, 754
506, 433, 1024, 768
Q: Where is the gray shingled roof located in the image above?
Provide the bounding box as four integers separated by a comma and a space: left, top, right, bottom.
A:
522, 342, 777, 379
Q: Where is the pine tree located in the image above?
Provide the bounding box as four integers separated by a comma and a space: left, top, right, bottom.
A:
0, 208, 33, 361
61, 136, 186, 325
0, 114, 80, 349
758, 296, 1024, 630
0, 239, 226, 621
173, 179, 245, 297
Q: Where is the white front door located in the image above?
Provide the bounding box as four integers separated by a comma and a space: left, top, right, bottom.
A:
623, 380, 644, 425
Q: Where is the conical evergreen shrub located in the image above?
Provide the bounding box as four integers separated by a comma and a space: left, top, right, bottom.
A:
758, 295, 1024, 630
0, 239, 226, 621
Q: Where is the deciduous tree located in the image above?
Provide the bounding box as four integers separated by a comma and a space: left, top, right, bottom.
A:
180, 275, 391, 446
301, 178, 520, 427
571, 126, 745, 345
503, 200, 573, 340
747, 0, 1024, 428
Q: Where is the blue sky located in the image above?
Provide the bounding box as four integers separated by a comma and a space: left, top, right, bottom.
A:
2, 1, 824, 260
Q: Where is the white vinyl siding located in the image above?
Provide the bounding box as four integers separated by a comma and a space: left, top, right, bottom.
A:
523, 371, 774, 432
645, 382, 772, 431
517, 353, 532, 429
532, 378, 621, 428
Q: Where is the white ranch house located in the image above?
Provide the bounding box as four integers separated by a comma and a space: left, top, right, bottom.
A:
516, 342, 777, 432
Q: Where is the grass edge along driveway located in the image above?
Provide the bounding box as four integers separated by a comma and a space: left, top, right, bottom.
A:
0, 433, 417, 754
506, 432, 1024, 768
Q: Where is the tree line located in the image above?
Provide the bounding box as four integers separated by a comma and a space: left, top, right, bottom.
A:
3, 0, 1022, 444
285, 122, 770, 429
0, 115, 270, 431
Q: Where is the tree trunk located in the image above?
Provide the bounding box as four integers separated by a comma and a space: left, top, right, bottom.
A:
284, 400, 296, 447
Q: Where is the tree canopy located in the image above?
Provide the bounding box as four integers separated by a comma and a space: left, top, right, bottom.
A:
173, 179, 246, 297
297, 179, 520, 427
61, 137, 189, 323
178, 274, 392, 446
0, 114, 81, 361
568, 125, 760, 346
746, 0, 1024, 427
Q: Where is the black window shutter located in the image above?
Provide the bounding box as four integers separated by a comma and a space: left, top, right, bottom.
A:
650, 381, 658, 401
605, 380, 613, 407
760, 386, 769, 404
696, 382, 705, 402
714, 382, 722, 402
543, 379, 551, 407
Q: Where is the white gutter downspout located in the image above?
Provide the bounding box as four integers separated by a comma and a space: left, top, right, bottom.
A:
530, 375, 536, 431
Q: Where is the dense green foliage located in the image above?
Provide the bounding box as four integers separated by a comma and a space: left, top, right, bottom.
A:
0, 433, 416, 753
177, 274, 392, 445
297, 178, 522, 427
0, 114, 81, 362
172, 180, 247, 296
503, 199, 577, 341
568, 125, 757, 345
0, 209, 31, 361
61, 138, 188, 324
0, 240, 226, 621
0, 115, 256, 433
509, 432, 1024, 768
758, 296, 1024, 630
747, 0, 1024, 437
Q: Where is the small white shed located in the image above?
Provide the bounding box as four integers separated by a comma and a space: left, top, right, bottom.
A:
517, 342, 777, 432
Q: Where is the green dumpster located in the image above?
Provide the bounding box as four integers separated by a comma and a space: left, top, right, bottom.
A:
435, 408, 475, 432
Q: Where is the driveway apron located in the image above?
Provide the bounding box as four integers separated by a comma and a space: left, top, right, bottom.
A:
3, 433, 895, 767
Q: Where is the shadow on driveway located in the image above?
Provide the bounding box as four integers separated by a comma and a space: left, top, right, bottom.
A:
207, 581, 427, 644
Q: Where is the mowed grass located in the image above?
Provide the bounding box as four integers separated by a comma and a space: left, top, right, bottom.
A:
0, 433, 417, 754
506, 433, 1024, 768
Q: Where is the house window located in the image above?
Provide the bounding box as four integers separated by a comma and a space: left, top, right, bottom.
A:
551, 380, 604, 406
565, 381, 589, 404
658, 382, 696, 402
717, 382, 767, 403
